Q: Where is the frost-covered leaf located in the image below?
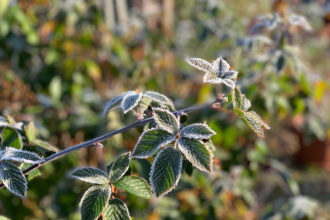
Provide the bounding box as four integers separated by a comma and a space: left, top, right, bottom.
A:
1, 127, 22, 150
70, 167, 109, 184
186, 57, 213, 72
103, 199, 131, 220
24, 122, 37, 142
232, 87, 243, 110
0, 161, 27, 197
79, 185, 111, 220
144, 91, 174, 109
188, 57, 237, 89
0, 117, 23, 130
31, 139, 59, 152
153, 108, 179, 134
180, 123, 215, 140
242, 111, 270, 137
137, 95, 152, 114
131, 129, 175, 158
178, 138, 212, 172
108, 152, 130, 182
242, 95, 251, 111
212, 57, 230, 77
222, 79, 236, 89
232, 87, 251, 112
121, 91, 142, 114
203, 72, 218, 83
113, 176, 152, 198
102, 92, 130, 116
150, 147, 182, 197
1, 147, 43, 164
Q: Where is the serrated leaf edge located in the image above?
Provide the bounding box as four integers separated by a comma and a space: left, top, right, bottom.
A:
108, 152, 131, 182
121, 91, 143, 114
149, 147, 182, 197
178, 138, 213, 173
69, 167, 109, 184
180, 123, 216, 140
131, 128, 176, 158
152, 107, 180, 134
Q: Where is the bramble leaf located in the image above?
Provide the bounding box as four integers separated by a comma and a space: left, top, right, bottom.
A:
144, 91, 174, 109
103, 199, 131, 220
121, 91, 142, 114
1, 127, 22, 150
180, 123, 215, 140
242, 111, 270, 137
178, 138, 212, 172
70, 167, 109, 184
0, 161, 27, 197
113, 176, 152, 198
79, 185, 111, 220
102, 92, 130, 116
150, 147, 182, 197
1, 147, 43, 164
108, 152, 130, 182
24, 122, 37, 142
232, 87, 243, 110
31, 139, 59, 152
187, 57, 237, 88
212, 57, 230, 77
232, 87, 251, 113
153, 108, 179, 134
186, 57, 213, 72
137, 95, 152, 114
131, 128, 175, 158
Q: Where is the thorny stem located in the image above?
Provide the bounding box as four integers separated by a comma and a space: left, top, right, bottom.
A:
0, 98, 224, 189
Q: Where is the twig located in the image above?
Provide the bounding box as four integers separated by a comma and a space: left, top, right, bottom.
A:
0, 99, 221, 189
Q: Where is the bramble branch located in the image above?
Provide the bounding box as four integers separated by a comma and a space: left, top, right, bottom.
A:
0, 98, 223, 189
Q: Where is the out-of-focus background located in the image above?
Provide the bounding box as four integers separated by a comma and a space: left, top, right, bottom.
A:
0, 0, 329, 219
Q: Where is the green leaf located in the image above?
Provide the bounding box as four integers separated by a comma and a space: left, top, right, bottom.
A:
150, 147, 182, 197
232, 87, 242, 110
121, 91, 142, 114
108, 152, 130, 182
232, 87, 251, 112
79, 185, 111, 220
131, 128, 175, 158
1, 127, 22, 150
242, 111, 270, 137
70, 167, 109, 184
153, 108, 179, 134
0, 161, 27, 197
178, 138, 212, 172
31, 139, 59, 152
1, 147, 43, 164
144, 91, 174, 108
103, 199, 131, 220
24, 122, 37, 142
180, 123, 215, 140
102, 92, 128, 116
113, 176, 152, 198
138, 95, 152, 114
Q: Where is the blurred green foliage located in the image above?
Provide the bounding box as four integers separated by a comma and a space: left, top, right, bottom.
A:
0, 0, 329, 219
